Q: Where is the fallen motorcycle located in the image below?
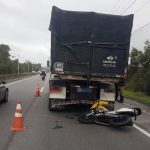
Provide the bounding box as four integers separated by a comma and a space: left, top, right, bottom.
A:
78, 101, 142, 127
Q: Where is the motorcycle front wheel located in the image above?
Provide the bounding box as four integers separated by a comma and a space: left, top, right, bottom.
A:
108, 115, 133, 127
78, 113, 95, 124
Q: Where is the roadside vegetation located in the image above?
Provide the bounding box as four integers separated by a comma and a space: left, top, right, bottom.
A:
126, 40, 150, 105
0, 44, 41, 74
125, 89, 150, 105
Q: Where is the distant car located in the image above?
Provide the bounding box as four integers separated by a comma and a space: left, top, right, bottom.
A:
0, 80, 9, 103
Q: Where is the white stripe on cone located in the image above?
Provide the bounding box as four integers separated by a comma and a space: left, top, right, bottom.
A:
16, 104, 21, 110
15, 112, 22, 117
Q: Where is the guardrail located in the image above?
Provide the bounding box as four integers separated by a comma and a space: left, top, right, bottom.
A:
0, 73, 39, 81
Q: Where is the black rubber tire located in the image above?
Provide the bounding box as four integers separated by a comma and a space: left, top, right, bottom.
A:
108, 115, 133, 127
3, 90, 8, 103
78, 113, 95, 124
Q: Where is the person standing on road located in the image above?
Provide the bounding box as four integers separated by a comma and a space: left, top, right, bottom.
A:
115, 82, 119, 101
115, 78, 125, 103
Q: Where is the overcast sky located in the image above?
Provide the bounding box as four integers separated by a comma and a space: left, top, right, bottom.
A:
0, 0, 150, 66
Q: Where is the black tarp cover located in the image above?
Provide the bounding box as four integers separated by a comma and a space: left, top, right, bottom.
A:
50, 6, 133, 44
49, 6, 134, 77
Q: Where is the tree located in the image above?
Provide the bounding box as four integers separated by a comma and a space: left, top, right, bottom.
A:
0, 44, 11, 74
127, 40, 150, 95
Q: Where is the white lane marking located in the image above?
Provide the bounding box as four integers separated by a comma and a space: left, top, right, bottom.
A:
122, 102, 150, 138
133, 124, 150, 138
6, 76, 38, 86
142, 110, 150, 116
124, 102, 134, 108
124, 102, 150, 116
40, 87, 44, 93
40, 76, 48, 93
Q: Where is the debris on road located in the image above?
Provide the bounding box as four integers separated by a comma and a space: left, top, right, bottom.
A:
52, 121, 63, 129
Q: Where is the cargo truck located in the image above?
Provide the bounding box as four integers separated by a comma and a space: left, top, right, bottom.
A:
48, 6, 133, 111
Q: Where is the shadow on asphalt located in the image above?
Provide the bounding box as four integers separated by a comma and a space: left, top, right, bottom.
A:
49, 105, 90, 122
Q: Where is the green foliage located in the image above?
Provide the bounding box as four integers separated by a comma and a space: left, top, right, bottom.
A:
125, 89, 150, 105
0, 43, 41, 74
0, 44, 11, 74
127, 40, 150, 96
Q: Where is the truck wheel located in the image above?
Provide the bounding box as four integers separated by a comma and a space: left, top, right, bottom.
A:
48, 99, 56, 111
3, 90, 8, 103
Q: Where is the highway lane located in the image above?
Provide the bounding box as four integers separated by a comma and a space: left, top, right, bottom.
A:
0, 75, 150, 150
0, 74, 46, 150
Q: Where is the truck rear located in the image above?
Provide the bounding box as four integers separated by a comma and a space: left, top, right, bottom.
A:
48, 6, 133, 111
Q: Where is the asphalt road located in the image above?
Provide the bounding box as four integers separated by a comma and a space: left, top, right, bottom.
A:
0, 75, 150, 150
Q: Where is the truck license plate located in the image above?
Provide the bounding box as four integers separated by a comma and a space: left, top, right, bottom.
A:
77, 88, 92, 93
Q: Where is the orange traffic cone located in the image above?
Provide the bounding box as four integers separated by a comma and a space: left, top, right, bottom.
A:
35, 84, 41, 97
11, 100, 26, 131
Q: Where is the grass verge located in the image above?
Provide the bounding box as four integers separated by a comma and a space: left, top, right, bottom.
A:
125, 89, 150, 105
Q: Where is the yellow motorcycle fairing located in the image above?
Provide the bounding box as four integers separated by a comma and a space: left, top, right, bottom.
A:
91, 100, 109, 110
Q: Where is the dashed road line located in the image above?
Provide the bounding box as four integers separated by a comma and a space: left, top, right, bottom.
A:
40, 87, 44, 93
40, 77, 48, 93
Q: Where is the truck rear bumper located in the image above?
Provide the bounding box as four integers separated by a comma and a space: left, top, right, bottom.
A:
49, 99, 93, 107
49, 99, 115, 111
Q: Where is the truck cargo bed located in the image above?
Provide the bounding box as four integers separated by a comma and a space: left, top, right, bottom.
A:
49, 6, 133, 79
